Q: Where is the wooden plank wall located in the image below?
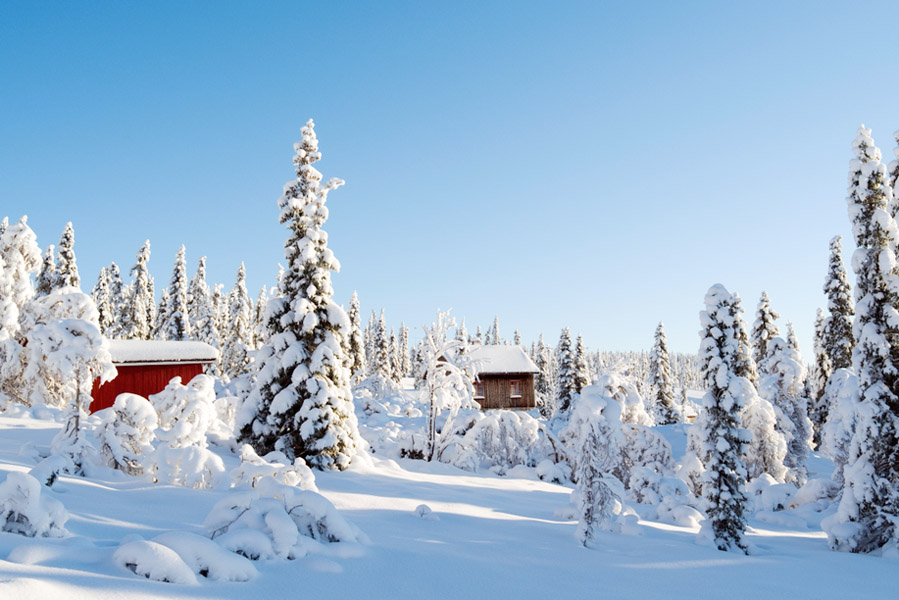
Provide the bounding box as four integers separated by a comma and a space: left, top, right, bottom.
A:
479, 373, 536, 410
90, 364, 204, 412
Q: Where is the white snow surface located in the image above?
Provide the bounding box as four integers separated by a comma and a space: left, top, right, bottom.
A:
106, 340, 219, 364
0, 411, 898, 598
467, 345, 539, 374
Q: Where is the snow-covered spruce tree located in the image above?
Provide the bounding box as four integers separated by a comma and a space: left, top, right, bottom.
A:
823, 235, 855, 372
371, 309, 391, 379
825, 126, 899, 553
31, 318, 116, 474
695, 284, 749, 553
34, 245, 55, 297
91, 266, 115, 336
574, 334, 592, 392
239, 119, 359, 470
388, 329, 399, 383
513, 329, 521, 346
152, 288, 169, 340
252, 285, 268, 350
53, 222, 79, 289
363, 310, 375, 370
758, 337, 811, 486
105, 262, 126, 339
487, 316, 500, 345
575, 417, 616, 547
221, 263, 253, 378
98, 393, 158, 476
187, 257, 219, 355
535, 334, 555, 418
123, 240, 154, 340
888, 129, 899, 217
397, 323, 411, 380
555, 328, 577, 414
345, 291, 365, 381
809, 308, 833, 447
211, 282, 227, 359
159, 245, 191, 341
648, 322, 681, 425
751, 291, 780, 370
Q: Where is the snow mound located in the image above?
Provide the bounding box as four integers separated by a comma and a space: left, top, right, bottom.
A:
113, 539, 199, 584
152, 531, 258, 581
230, 444, 316, 491
28, 455, 69, 487
0, 471, 68, 537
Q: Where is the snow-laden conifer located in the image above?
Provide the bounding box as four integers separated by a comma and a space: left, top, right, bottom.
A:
123, 240, 154, 340
535, 334, 555, 417
648, 322, 681, 425
98, 393, 158, 476
35, 245, 55, 297
105, 262, 126, 339
239, 119, 359, 470
808, 308, 833, 447
152, 288, 169, 340
187, 257, 218, 356
751, 291, 780, 369
825, 125, 899, 553
555, 328, 577, 414
487, 316, 501, 345
398, 323, 411, 379
823, 235, 855, 371
53, 222, 79, 289
574, 334, 591, 392
159, 245, 191, 341
345, 291, 365, 381
222, 263, 252, 378
91, 266, 115, 336
695, 284, 749, 553
758, 337, 811, 486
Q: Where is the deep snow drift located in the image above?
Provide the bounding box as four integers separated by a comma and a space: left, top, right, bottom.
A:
0, 406, 897, 600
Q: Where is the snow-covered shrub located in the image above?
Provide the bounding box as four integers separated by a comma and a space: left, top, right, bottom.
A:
151, 374, 216, 447
536, 458, 570, 484
205, 477, 365, 560
560, 384, 626, 484
746, 474, 797, 513
98, 393, 158, 476
818, 368, 857, 488
0, 471, 68, 537
621, 424, 673, 479
152, 531, 258, 582
150, 446, 226, 490
444, 410, 557, 474
627, 467, 662, 505
789, 478, 839, 509
654, 477, 703, 527
113, 539, 198, 584
230, 444, 316, 491
28, 455, 68, 488
740, 386, 788, 483
594, 372, 653, 426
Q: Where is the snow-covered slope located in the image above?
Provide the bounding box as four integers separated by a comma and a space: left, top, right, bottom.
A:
0, 411, 897, 599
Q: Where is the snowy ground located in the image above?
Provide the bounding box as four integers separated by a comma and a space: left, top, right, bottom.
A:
1, 412, 897, 599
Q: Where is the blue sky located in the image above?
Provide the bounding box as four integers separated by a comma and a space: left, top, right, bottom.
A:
2, 1, 898, 356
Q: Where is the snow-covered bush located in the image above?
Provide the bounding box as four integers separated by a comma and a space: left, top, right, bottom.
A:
28, 455, 68, 488
113, 539, 198, 584
152, 531, 258, 582
230, 444, 316, 491
740, 386, 788, 483
151, 374, 216, 447
0, 471, 68, 537
150, 446, 226, 490
621, 425, 673, 479
560, 384, 626, 483
98, 393, 158, 476
818, 368, 858, 488
205, 477, 366, 560
654, 477, 703, 527
746, 474, 797, 513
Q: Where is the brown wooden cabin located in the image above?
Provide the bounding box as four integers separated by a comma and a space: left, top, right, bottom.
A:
90, 340, 218, 412
468, 345, 539, 410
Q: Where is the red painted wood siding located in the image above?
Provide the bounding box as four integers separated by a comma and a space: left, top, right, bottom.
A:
90, 364, 205, 413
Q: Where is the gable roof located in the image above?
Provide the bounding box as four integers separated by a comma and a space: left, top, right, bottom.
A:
468, 345, 539, 375
107, 340, 219, 365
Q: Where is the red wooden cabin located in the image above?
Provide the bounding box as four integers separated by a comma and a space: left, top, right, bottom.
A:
90, 340, 219, 413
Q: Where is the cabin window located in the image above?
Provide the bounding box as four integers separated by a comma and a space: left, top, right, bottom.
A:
474, 381, 485, 398
509, 379, 521, 397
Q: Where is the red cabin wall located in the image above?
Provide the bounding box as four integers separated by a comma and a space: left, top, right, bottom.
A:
90, 363, 205, 413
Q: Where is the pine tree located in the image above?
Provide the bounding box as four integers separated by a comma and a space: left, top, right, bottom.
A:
888, 129, 899, 218
574, 334, 591, 392
240, 119, 359, 470
364, 310, 376, 373
648, 322, 680, 425
556, 328, 577, 413
475, 325, 483, 344
535, 334, 555, 417
388, 328, 399, 383
91, 266, 115, 336
211, 282, 226, 374
809, 308, 833, 447
187, 256, 219, 352
153, 288, 170, 339
487, 316, 500, 345
826, 125, 899, 553
53, 222, 79, 289
696, 284, 749, 553
222, 263, 252, 378
158, 245, 191, 341
104, 262, 126, 339
398, 323, 410, 379
123, 240, 154, 340
513, 329, 521, 346
345, 291, 365, 380
34, 245, 55, 297
371, 309, 391, 379
751, 291, 780, 369
823, 235, 855, 371
252, 285, 268, 350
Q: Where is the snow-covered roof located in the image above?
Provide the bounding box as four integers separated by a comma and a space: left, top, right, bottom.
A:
107, 340, 219, 365
468, 345, 539, 375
